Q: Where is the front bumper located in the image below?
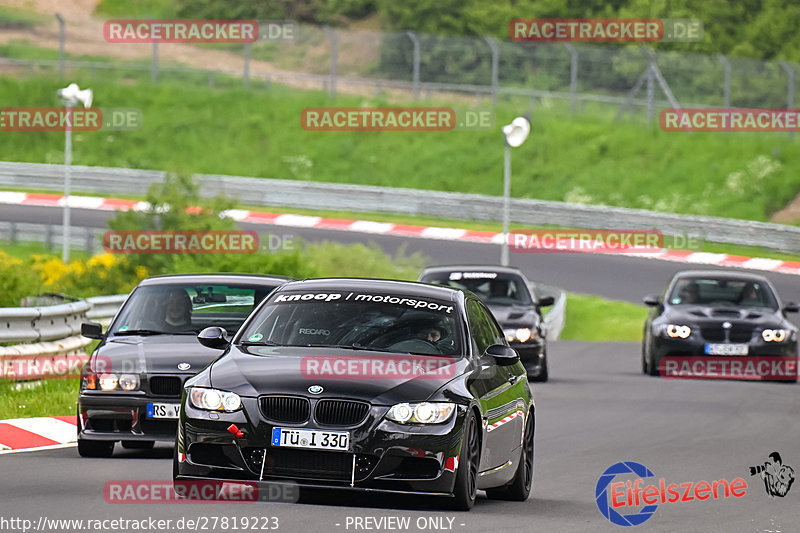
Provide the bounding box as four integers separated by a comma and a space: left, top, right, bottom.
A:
176, 398, 468, 495
78, 393, 182, 442
512, 339, 545, 377
652, 336, 797, 359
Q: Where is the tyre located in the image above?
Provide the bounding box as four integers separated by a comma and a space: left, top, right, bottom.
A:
447, 410, 480, 511
531, 352, 548, 382
122, 441, 155, 450
486, 412, 534, 501
641, 342, 649, 374
77, 438, 114, 458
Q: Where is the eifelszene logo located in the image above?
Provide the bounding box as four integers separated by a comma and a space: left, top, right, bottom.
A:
595, 461, 748, 526
749, 452, 795, 498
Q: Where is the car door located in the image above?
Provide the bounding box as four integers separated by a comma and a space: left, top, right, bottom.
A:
466, 299, 522, 470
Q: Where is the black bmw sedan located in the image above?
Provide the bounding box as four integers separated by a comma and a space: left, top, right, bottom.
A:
642, 270, 799, 379
77, 273, 290, 457
418, 266, 554, 381
174, 278, 535, 510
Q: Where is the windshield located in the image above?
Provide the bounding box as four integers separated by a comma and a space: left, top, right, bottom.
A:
667, 277, 778, 309
238, 290, 463, 356
110, 283, 278, 335
421, 271, 532, 306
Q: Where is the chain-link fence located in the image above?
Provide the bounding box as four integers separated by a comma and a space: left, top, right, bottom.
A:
2, 15, 798, 123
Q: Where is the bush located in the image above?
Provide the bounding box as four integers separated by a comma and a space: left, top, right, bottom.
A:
0, 251, 42, 306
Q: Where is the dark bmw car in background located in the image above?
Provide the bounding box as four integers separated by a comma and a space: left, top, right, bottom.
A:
77, 273, 290, 457
418, 266, 554, 381
175, 278, 535, 510
642, 270, 799, 378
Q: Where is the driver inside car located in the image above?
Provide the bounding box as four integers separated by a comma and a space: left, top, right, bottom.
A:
158, 288, 194, 332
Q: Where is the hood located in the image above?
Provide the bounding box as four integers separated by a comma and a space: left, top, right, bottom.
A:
486, 304, 539, 327
94, 335, 225, 375
663, 305, 786, 327
208, 346, 469, 405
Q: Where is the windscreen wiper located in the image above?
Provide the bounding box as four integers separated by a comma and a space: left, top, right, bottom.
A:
112, 329, 172, 336
240, 340, 280, 346
297, 343, 410, 354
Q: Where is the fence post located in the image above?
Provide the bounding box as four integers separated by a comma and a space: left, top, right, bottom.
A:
324, 27, 338, 99
406, 31, 421, 100
9, 222, 17, 245
780, 61, 795, 139
46, 225, 54, 251
718, 54, 731, 108
84, 227, 93, 253
55, 13, 65, 77
243, 42, 251, 88
565, 44, 578, 115
152, 41, 159, 82
484, 36, 499, 107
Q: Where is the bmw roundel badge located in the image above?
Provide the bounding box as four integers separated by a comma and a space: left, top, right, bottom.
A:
308, 385, 323, 394
178, 362, 191, 370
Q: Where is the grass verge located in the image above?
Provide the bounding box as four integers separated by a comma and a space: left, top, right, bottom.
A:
559, 293, 648, 343
0, 379, 78, 419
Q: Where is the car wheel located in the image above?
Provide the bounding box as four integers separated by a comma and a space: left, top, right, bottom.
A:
447, 409, 480, 511
121, 441, 155, 450
531, 351, 548, 382
641, 341, 649, 374
486, 412, 534, 501
647, 347, 660, 377
77, 438, 115, 458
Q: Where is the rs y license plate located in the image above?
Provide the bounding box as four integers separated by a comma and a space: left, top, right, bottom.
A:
271, 428, 349, 451
705, 344, 749, 356
147, 402, 180, 419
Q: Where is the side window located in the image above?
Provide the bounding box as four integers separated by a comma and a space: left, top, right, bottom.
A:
467, 299, 494, 355
477, 301, 507, 347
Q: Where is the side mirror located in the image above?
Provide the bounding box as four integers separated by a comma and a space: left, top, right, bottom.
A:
197, 326, 230, 349
81, 322, 104, 340
642, 295, 661, 307
783, 302, 800, 313
484, 344, 519, 366
537, 296, 555, 307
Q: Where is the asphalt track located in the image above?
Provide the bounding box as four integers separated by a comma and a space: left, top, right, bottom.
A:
2, 204, 800, 532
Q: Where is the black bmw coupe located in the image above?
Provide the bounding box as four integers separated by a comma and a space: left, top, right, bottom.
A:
174, 278, 535, 510
642, 270, 799, 379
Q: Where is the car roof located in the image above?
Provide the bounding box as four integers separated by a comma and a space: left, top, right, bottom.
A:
277, 278, 463, 302
419, 265, 526, 277
671, 270, 772, 284
139, 273, 292, 287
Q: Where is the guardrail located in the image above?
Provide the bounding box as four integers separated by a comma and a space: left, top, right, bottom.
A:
540, 288, 567, 341
2, 161, 800, 251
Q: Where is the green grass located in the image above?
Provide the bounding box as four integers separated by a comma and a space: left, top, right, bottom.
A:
0, 379, 78, 419
0, 7, 45, 29
559, 293, 648, 342
94, 0, 179, 19
0, 73, 797, 223
0, 242, 93, 261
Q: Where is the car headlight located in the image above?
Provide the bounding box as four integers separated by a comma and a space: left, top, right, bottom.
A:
762, 329, 788, 342
118, 374, 139, 391
386, 402, 455, 424
665, 324, 692, 339
504, 328, 535, 343
189, 387, 242, 412
99, 373, 118, 391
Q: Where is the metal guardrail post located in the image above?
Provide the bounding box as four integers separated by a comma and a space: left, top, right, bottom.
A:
780, 61, 795, 139
718, 54, 731, 108
152, 40, 159, 83
406, 31, 421, 101
324, 27, 338, 99
484, 36, 499, 107
565, 44, 578, 115
55, 13, 65, 77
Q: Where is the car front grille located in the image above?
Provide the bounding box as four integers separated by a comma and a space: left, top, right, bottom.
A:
260, 396, 310, 424
314, 400, 370, 426
242, 447, 377, 481
700, 326, 754, 343
149, 376, 182, 396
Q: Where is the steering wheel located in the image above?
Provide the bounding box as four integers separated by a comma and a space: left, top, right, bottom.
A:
386, 338, 442, 355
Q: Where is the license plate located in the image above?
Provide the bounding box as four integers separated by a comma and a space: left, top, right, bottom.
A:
271, 428, 349, 451
147, 402, 180, 419
705, 344, 749, 356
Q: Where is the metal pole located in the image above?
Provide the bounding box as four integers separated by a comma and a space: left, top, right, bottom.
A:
718, 54, 731, 108
62, 105, 72, 263
646, 64, 655, 124
565, 44, 578, 115
152, 41, 158, 82
484, 36, 499, 107
780, 61, 795, 139
501, 143, 511, 266
243, 42, 251, 88
406, 31, 420, 100
324, 27, 337, 99
55, 13, 65, 77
